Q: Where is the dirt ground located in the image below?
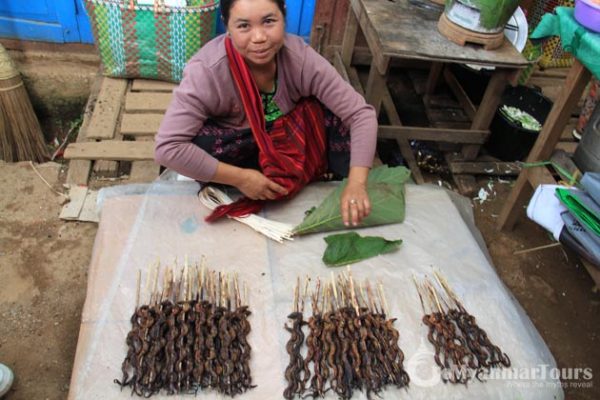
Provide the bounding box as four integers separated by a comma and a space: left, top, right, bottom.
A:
0, 159, 598, 399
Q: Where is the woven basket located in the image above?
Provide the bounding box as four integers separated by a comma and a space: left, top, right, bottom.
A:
85, 0, 219, 82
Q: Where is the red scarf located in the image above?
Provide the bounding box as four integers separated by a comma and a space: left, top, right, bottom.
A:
205, 37, 328, 222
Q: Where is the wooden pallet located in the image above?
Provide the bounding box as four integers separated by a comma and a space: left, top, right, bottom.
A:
65, 75, 176, 185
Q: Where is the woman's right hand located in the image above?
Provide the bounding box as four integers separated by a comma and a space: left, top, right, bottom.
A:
237, 169, 288, 200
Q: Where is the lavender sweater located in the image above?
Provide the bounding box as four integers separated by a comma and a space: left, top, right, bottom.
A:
155, 33, 377, 181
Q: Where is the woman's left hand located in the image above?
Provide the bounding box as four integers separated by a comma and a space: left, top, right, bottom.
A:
340, 167, 371, 226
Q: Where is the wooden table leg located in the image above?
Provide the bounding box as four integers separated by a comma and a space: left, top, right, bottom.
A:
446, 68, 512, 195
341, 6, 358, 68
425, 62, 444, 95
365, 61, 389, 116
382, 88, 425, 184
497, 59, 591, 231
461, 68, 512, 160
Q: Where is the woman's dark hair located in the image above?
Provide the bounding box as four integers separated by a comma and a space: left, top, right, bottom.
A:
220, 0, 286, 26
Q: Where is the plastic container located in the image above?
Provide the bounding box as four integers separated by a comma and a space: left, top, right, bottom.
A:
485, 86, 553, 161
574, 102, 600, 172
575, 0, 600, 33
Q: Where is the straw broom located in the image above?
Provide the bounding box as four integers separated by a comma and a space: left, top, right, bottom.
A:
0, 43, 49, 162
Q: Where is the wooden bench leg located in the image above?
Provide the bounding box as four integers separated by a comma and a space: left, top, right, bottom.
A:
497, 60, 591, 231
341, 6, 358, 68
461, 68, 511, 160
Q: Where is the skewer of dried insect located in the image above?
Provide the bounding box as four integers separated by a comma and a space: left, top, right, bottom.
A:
416, 276, 473, 384
331, 273, 354, 399
283, 278, 308, 399
433, 272, 511, 377
361, 281, 387, 393
377, 282, 410, 389
115, 262, 254, 397
232, 273, 255, 394
192, 259, 209, 388
305, 278, 327, 398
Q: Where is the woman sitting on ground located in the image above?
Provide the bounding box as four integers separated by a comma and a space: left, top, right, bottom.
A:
155, 0, 377, 226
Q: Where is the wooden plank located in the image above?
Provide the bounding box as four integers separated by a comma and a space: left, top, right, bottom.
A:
121, 113, 163, 136
347, 65, 367, 98
426, 108, 471, 123
431, 120, 472, 130
125, 92, 172, 112
85, 77, 128, 139
528, 165, 557, 187
59, 186, 88, 220
560, 117, 579, 141
78, 190, 100, 223
64, 141, 155, 161
129, 137, 160, 182
341, 6, 358, 67
423, 94, 460, 109
445, 154, 478, 195
425, 62, 443, 95
555, 141, 578, 154
67, 73, 103, 185
531, 66, 569, 78
365, 62, 388, 115
443, 67, 476, 120
454, 174, 478, 196
378, 126, 489, 143
524, 61, 590, 163
449, 161, 521, 176
130, 161, 160, 183
333, 51, 351, 84
93, 105, 125, 177
131, 79, 176, 92
349, 0, 390, 75
381, 89, 425, 184
93, 160, 120, 178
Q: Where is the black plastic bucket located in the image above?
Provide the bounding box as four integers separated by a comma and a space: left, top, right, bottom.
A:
449, 63, 492, 105
485, 85, 553, 161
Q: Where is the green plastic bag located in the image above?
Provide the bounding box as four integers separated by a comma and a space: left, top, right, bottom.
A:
322, 232, 402, 267
293, 166, 411, 235
555, 188, 600, 236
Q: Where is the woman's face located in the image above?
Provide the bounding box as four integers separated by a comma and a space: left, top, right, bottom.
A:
226, 0, 285, 68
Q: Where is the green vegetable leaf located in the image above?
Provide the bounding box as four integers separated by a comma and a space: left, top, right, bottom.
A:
322, 232, 402, 267
293, 166, 411, 235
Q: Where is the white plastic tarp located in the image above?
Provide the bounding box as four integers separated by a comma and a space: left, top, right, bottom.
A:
68, 180, 563, 399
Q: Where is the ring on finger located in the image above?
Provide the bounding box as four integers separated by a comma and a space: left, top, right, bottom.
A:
349, 199, 357, 205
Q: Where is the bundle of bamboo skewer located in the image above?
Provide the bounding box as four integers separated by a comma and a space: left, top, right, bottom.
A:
115, 261, 254, 397
283, 270, 410, 400
414, 272, 511, 385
